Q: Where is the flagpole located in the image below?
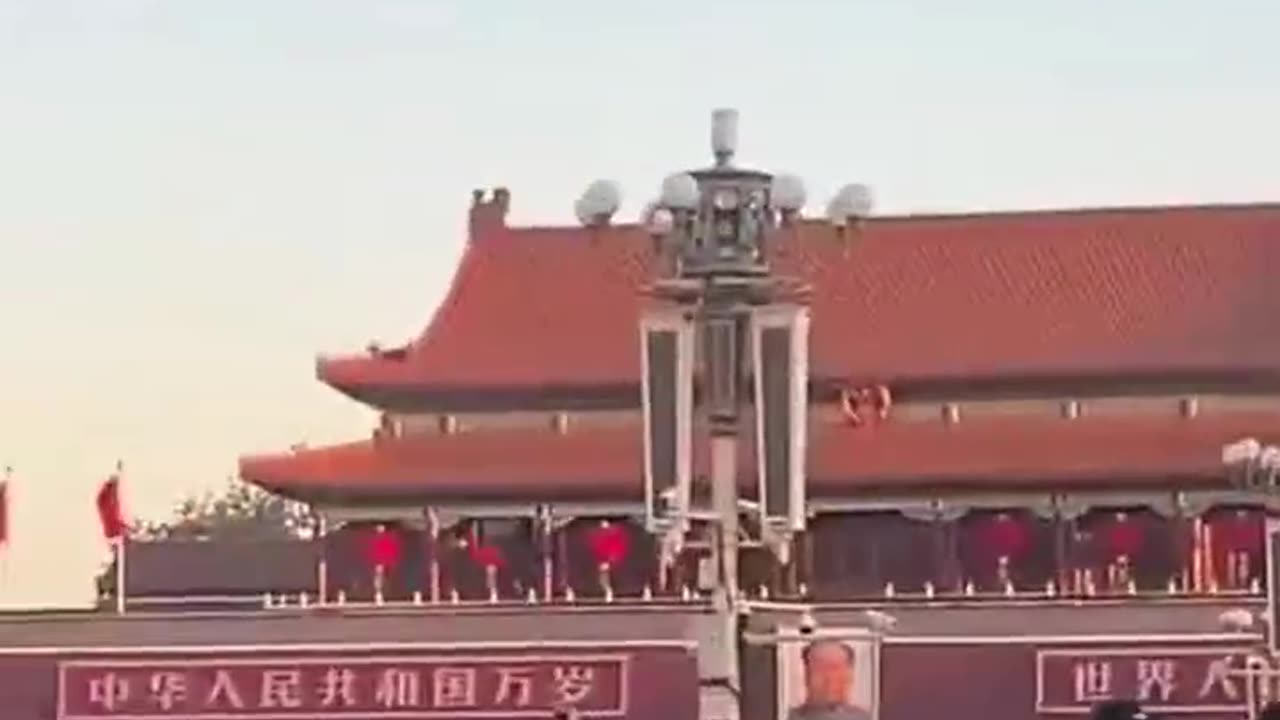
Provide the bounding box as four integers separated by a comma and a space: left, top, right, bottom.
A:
316, 512, 328, 605
1, 466, 11, 589
115, 535, 126, 614
112, 460, 126, 615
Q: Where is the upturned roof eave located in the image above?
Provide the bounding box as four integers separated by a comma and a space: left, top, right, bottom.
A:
239, 407, 1280, 506
247, 470, 1232, 508
312, 202, 1280, 412
317, 360, 1280, 414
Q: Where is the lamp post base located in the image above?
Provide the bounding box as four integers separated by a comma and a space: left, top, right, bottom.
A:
700, 684, 741, 720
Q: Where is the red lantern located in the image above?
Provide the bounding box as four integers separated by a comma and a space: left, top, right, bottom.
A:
1214, 511, 1262, 554
463, 524, 506, 569
1103, 513, 1143, 558
469, 543, 506, 569
587, 521, 631, 568
981, 512, 1030, 560
366, 525, 403, 569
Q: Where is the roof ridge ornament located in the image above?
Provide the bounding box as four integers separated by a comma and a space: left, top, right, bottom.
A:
468, 187, 510, 238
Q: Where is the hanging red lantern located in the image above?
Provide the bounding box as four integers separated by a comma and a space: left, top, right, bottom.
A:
470, 543, 506, 569
366, 525, 403, 569
587, 521, 631, 568
1214, 510, 1262, 554
1103, 512, 1144, 558
464, 524, 506, 569
981, 512, 1030, 560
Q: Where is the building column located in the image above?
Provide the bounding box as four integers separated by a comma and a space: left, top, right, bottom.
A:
539, 508, 554, 602
927, 505, 964, 592
556, 522, 570, 597
426, 508, 440, 603
315, 513, 329, 604
1052, 514, 1069, 593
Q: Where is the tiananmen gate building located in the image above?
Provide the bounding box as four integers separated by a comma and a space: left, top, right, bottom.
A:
4, 186, 1280, 720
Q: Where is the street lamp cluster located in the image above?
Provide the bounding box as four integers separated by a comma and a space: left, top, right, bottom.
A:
569, 110, 890, 718
575, 109, 873, 717
586, 108, 836, 577
1223, 437, 1280, 490
1223, 437, 1280, 663
573, 109, 875, 255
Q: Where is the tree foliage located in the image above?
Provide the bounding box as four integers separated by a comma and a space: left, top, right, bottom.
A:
133, 478, 311, 541
98, 480, 312, 600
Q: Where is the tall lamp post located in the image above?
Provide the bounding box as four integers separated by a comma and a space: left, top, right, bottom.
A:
1223, 438, 1280, 655
1222, 438, 1280, 717
576, 109, 872, 720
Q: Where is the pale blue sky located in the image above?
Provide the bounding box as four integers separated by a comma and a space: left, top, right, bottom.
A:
0, 0, 1276, 606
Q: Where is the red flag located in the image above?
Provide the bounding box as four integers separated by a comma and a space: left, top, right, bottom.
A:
96, 465, 126, 541
0, 467, 11, 548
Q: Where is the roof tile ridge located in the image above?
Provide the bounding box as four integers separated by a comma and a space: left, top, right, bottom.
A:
798, 201, 1280, 225
459, 202, 1280, 235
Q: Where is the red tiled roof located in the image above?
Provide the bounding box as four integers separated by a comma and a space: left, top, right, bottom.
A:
318, 204, 1280, 403
239, 411, 1280, 502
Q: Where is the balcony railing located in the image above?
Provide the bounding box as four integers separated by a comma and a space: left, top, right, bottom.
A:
101, 504, 1267, 613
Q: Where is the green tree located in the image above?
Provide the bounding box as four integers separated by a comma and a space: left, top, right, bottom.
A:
97, 479, 311, 601
134, 478, 311, 541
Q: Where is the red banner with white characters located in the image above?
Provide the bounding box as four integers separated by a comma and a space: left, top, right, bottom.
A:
58, 652, 634, 719
1036, 647, 1251, 716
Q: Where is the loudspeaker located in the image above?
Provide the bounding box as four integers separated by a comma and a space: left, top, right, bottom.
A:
640, 309, 695, 532
751, 305, 809, 532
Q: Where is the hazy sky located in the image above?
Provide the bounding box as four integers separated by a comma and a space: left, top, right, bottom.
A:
0, 0, 1277, 607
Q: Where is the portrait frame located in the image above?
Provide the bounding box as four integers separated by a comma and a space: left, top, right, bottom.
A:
775, 627, 881, 720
